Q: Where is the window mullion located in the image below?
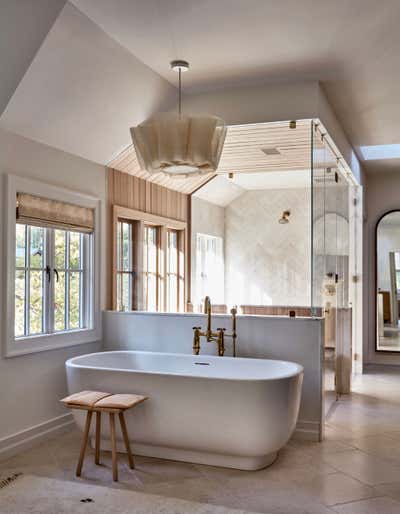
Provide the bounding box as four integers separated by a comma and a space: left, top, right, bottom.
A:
47, 229, 55, 334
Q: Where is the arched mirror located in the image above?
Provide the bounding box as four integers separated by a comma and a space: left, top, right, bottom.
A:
376, 211, 400, 351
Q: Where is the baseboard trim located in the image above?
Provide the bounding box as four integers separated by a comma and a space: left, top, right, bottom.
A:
0, 413, 74, 461
292, 420, 321, 442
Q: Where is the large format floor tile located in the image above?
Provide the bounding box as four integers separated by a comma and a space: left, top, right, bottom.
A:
331, 496, 400, 514
2, 368, 400, 513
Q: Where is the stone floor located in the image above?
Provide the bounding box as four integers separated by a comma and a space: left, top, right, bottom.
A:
2, 368, 400, 513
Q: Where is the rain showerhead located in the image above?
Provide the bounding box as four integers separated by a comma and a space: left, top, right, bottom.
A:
279, 210, 291, 224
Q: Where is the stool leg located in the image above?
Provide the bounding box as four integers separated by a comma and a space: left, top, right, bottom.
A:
76, 410, 93, 477
109, 413, 118, 481
119, 412, 134, 469
95, 411, 101, 465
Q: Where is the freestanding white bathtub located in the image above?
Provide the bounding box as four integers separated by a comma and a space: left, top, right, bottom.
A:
66, 350, 303, 470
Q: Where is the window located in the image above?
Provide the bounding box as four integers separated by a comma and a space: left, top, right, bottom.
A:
143, 225, 159, 311
15, 225, 91, 338
5, 174, 100, 358
15, 225, 46, 337
196, 233, 224, 305
166, 229, 184, 312
112, 205, 186, 313
116, 221, 134, 311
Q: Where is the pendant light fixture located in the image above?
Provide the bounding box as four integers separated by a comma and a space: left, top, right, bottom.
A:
130, 60, 227, 178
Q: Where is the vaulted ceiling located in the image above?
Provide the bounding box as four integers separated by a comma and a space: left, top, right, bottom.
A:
1, 0, 400, 174
108, 120, 316, 194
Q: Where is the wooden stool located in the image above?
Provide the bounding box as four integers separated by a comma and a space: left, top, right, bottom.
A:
61, 390, 148, 481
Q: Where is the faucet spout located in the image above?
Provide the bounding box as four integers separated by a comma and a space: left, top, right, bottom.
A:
204, 296, 212, 340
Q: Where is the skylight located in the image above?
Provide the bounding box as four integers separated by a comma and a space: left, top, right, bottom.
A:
360, 144, 400, 161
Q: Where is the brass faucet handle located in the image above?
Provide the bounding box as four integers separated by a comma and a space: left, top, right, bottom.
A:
216, 327, 226, 331
192, 326, 201, 330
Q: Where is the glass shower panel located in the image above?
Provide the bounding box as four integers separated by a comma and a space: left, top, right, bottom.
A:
311, 125, 334, 316
311, 123, 342, 408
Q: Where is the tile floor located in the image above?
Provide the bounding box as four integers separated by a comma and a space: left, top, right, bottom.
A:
2, 367, 400, 513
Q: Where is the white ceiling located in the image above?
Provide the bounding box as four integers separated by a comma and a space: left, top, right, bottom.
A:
0, 2, 176, 164
70, 0, 400, 174
194, 170, 311, 207
193, 175, 244, 207
0, 0, 66, 115
1, 0, 400, 173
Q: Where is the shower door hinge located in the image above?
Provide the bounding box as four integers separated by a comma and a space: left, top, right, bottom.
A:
335, 171, 339, 183
353, 197, 358, 206
335, 273, 339, 283
352, 274, 359, 283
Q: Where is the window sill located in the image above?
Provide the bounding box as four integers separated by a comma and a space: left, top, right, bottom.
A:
4, 328, 101, 358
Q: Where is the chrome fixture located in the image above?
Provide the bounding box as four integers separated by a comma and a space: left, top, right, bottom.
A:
192, 296, 237, 357
279, 210, 291, 224
130, 60, 227, 178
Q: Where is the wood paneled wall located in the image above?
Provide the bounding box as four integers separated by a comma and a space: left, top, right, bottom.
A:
107, 168, 189, 222
106, 168, 191, 308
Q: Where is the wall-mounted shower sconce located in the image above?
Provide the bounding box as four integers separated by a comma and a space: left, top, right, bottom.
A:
279, 210, 291, 224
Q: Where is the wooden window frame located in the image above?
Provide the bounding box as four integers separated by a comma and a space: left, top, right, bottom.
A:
112, 205, 187, 312
166, 228, 185, 312
5, 174, 101, 358
143, 224, 161, 311
116, 220, 135, 311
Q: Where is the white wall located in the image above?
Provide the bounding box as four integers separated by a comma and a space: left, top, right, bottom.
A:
0, 128, 106, 450
365, 171, 400, 365
184, 81, 362, 185
191, 188, 311, 308
191, 196, 225, 308
103, 311, 325, 441
225, 188, 311, 307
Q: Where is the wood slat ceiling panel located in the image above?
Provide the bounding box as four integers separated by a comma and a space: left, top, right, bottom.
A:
108, 120, 314, 194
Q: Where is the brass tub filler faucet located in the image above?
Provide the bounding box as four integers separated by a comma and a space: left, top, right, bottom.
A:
192, 296, 237, 357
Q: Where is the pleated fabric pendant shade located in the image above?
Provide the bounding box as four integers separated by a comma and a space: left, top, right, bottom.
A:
131, 112, 226, 177
130, 60, 226, 178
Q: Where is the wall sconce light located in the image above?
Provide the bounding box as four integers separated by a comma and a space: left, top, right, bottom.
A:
279, 210, 291, 224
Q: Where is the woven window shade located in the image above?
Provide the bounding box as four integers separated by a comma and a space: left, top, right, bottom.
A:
16, 193, 94, 233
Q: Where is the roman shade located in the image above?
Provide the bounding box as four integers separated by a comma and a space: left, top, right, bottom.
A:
16, 193, 94, 233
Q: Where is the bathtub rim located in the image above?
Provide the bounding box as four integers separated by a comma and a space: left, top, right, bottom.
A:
66, 350, 304, 382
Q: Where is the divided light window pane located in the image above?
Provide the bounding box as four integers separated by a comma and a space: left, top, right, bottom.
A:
115, 219, 184, 313
14, 224, 91, 339
167, 229, 180, 312
116, 221, 134, 311
143, 225, 158, 311
15, 224, 46, 337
